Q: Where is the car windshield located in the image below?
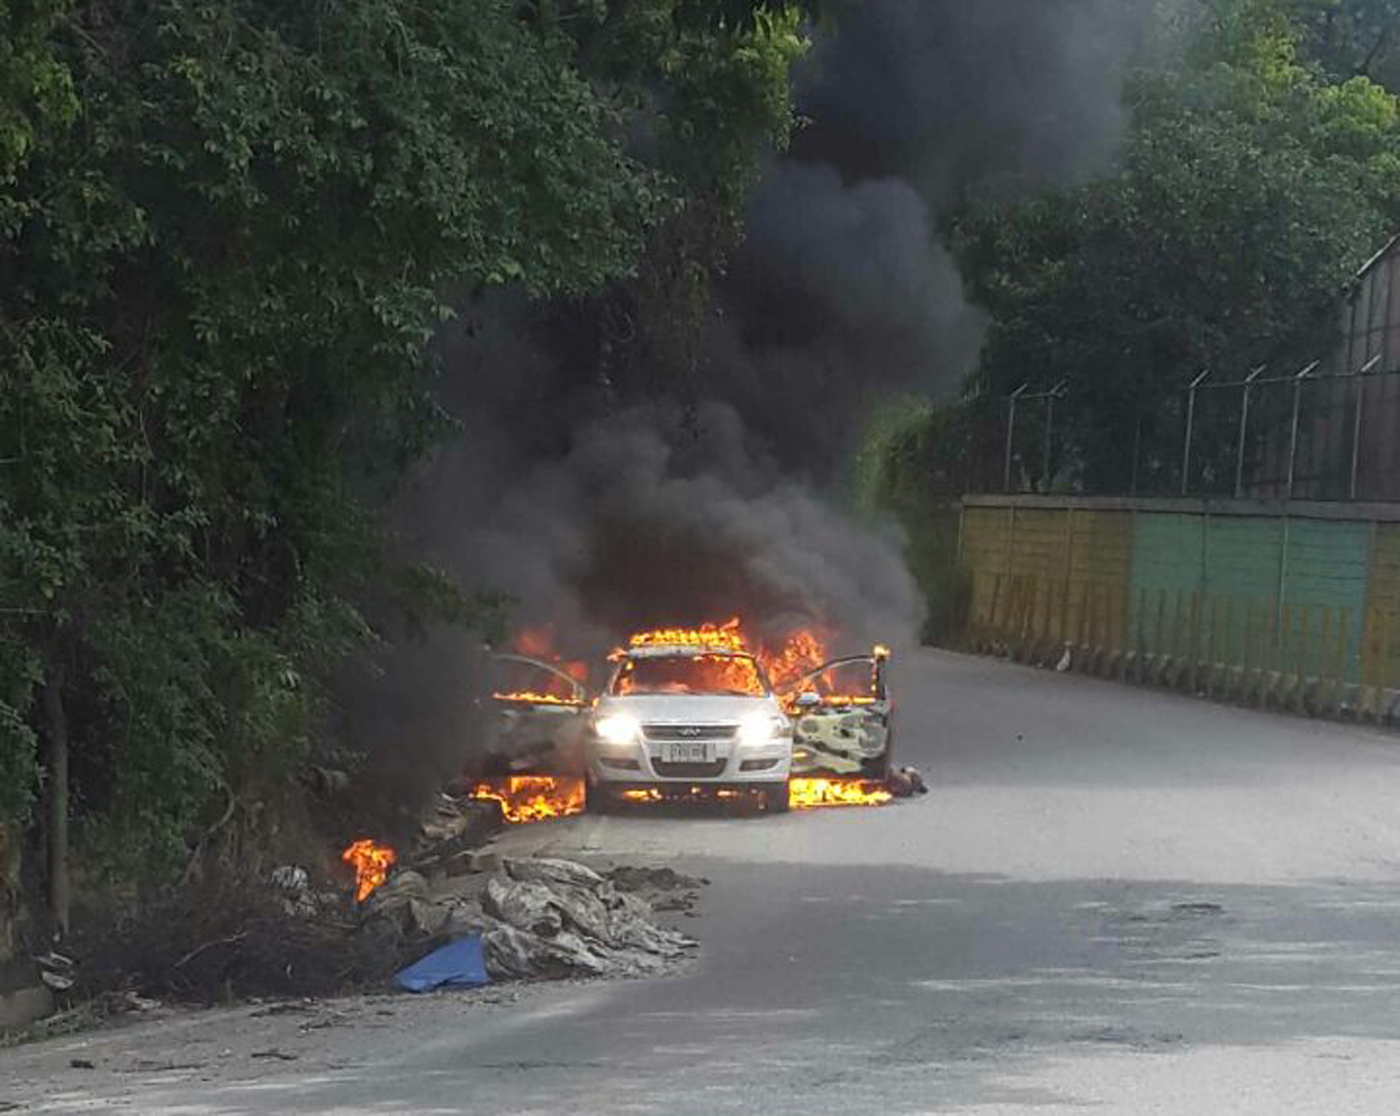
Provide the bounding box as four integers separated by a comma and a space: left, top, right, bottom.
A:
612, 654, 766, 697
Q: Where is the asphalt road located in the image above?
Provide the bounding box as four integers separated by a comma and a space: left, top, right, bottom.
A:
8, 648, 1400, 1114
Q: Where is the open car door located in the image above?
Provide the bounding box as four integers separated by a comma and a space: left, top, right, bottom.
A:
785, 649, 893, 778
481, 653, 589, 776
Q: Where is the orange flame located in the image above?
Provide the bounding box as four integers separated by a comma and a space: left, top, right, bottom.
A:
614, 652, 766, 697
628, 618, 749, 653
621, 619, 833, 693
789, 778, 893, 809
491, 689, 585, 706
469, 775, 586, 824
762, 629, 829, 691
341, 838, 397, 902
512, 625, 588, 683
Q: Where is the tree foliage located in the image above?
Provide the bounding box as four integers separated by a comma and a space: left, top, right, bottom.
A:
553, 1, 810, 401
908, 0, 1400, 495
0, 1, 808, 875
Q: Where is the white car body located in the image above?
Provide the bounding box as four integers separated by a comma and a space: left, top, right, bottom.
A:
587, 648, 792, 794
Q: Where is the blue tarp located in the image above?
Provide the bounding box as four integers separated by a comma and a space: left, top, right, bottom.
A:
392, 934, 490, 993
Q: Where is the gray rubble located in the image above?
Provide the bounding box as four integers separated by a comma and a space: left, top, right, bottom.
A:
366, 856, 697, 984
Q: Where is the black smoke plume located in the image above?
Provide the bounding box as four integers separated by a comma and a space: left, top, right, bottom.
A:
342, 1, 1163, 795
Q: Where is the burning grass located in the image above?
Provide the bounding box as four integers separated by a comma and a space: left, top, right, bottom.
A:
468, 775, 586, 823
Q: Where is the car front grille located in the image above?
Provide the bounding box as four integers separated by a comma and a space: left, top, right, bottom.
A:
651, 760, 728, 779
643, 724, 736, 742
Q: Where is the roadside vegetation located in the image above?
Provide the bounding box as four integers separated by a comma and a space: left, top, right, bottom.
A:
872, 0, 1400, 629
0, 0, 812, 944
7, 0, 1398, 982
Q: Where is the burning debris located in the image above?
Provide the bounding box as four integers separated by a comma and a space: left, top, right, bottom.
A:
342, 839, 398, 902
468, 776, 587, 824
789, 778, 894, 809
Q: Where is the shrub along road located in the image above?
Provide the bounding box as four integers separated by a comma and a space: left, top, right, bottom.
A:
6, 649, 1400, 1113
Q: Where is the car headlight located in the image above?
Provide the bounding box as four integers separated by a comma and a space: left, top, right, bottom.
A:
594, 713, 641, 746
738, 712, 786, 747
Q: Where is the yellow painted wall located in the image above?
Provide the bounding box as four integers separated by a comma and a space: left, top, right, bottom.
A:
963, 506, 1133, 649
964, 501, 1395, 700
1363, 524, 1400, 688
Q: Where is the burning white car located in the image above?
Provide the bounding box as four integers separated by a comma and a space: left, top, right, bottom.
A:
473, 621, 899, 818
587, 632, 794, 813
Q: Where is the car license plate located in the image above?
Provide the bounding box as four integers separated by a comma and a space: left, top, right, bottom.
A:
661, 741, 713, 764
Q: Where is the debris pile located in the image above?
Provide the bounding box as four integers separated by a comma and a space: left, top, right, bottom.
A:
367, 857, 696, 984
887, 766, 929, 798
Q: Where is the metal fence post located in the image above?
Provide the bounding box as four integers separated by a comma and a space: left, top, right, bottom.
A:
1005, 383, 1028, 494
1041, 380, 1067, 492
1181, 368, 1211, 496
1286, 360, 1320, 499
1349, 353, 1381, 500
1234, 364, 1266, 498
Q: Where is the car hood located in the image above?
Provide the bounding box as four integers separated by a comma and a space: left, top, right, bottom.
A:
596, 693, 782, 723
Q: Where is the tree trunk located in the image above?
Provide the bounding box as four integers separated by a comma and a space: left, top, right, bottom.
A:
41, 666, 70, 939
0, 823, 19, 964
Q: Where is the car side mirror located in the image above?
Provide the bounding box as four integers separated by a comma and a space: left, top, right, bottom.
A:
794, 692, 822, 708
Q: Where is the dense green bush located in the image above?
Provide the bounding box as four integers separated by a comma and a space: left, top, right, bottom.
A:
0, 1, 809, 886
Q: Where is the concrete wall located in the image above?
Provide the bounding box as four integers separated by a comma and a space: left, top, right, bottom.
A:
961, 495, 1400, 717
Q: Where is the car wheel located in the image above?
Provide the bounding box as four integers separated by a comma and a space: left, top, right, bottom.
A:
586, 780, 617, 815
763, 783, 791, 814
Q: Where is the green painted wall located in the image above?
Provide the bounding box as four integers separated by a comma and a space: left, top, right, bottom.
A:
1126, 513, 1367, 681
965, 500, 1383, 689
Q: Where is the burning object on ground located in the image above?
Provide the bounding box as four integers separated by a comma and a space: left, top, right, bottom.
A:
467, 775, 586, 823
788, 777, 894, 809
342, 838, 397, 902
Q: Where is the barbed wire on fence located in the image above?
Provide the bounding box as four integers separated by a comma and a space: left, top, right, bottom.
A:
999, 358, 1400, 502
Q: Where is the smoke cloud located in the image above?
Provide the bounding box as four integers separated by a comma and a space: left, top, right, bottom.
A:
711, 0, 1164, 446
404, 395, 921, 661
344, 2, 1163, 788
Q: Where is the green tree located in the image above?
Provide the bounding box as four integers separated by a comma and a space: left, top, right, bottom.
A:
943, 0, 1400, 494
553, 2, 810, 402
0, 0, 74, 181
0, 0, 667, 885
0, 0, 814, 917
1283, 0, 1400, 86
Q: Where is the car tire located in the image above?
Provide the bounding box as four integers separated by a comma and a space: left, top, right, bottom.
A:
586, 780, 617, 815
763, 783, 791, 814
